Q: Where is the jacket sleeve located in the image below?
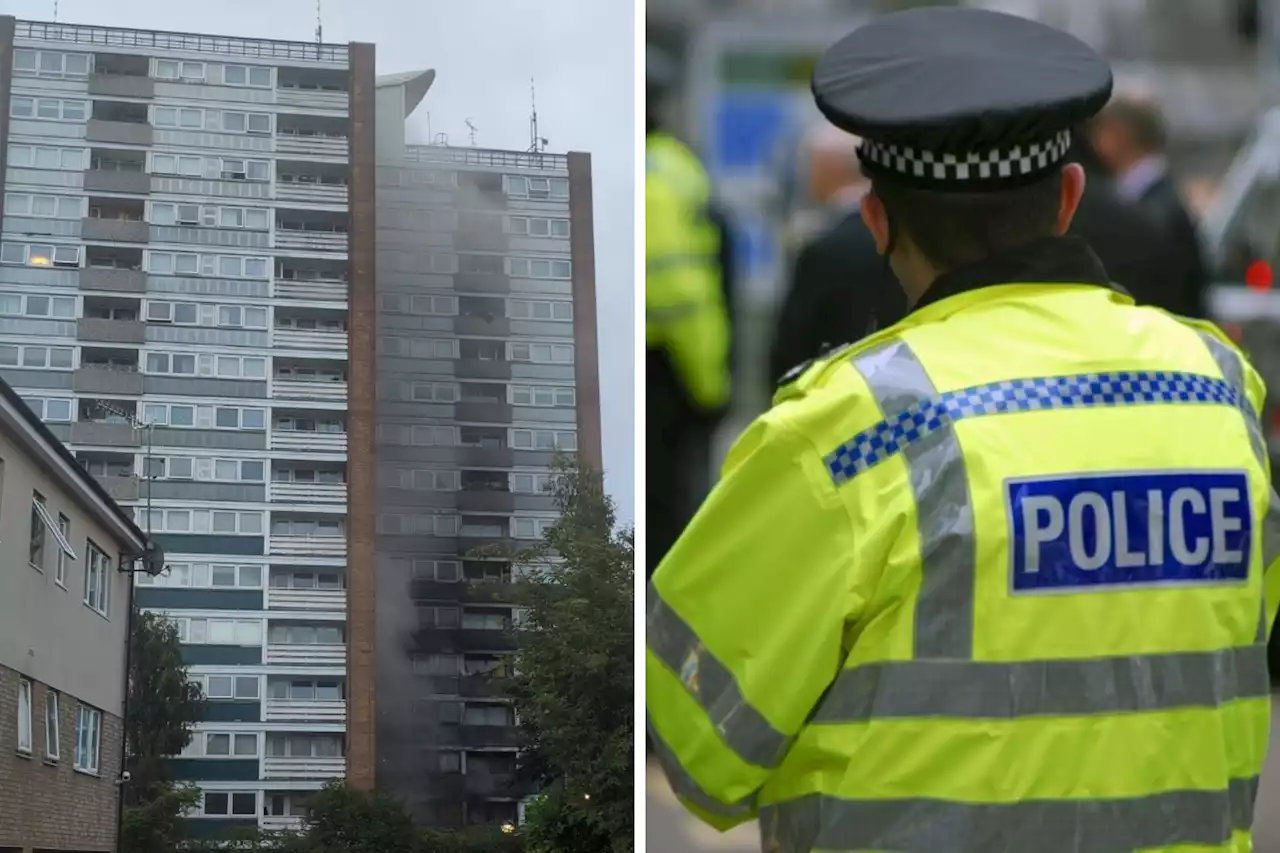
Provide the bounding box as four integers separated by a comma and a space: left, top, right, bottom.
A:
645, 408, 858, 829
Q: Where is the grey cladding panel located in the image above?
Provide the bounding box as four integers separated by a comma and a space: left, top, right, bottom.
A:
150, 428, 267, 451
83, 169, 151, 195
150, 481, 267, 503
145, 377, 269, 398
146, 326, 270, 349
511, 364, 575, 382
6, 369, 73, 390
511, 406, 574, 425
511, 320, 574, 339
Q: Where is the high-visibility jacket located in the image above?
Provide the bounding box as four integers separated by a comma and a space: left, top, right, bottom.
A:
647, 238, 1280, 853
646, 131, 731, 412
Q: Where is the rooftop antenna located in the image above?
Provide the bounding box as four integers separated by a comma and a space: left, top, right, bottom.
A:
315, 0, 323, 45
465, 118, 478, 147
528, 78, 549, 154
52, 0, 57, 21
433, 132, 449, 147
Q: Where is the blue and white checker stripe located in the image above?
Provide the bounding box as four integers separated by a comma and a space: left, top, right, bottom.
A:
824, 371, 1249, 486
859, 130, 1072, 184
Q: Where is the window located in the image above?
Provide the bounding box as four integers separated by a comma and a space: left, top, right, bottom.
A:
44, 691, 60, 761
218, 158, 270, 181
23, 398, 74, 423
218, 206, 271, 229
10, 96, 87, 121
0, 242, 82, 268
223, 64, 272, 87
407, 470, 460, 491
220, 110, 272, 134
185, 732, 259, 758
17, 679, 32, 754
271, 517, 345, 538
196, 674, 260, 700
149, 153, 204, 177
268, 624, 344, 646
151, 105, 205, 129
412, 560, 462, 582
56, 515, 70, 585
74, 705, 101, 773
414, 654, 462, 676
201, 791, 258, 817
154, 59, 205, 81
167, 617, 263, 646
84, 542, 110, 617
506, 216, 571, 238
145, 352, 196, 376
513, 517, 555, 539
29, 493, 47, 570
506, 257, 573, 279
7, 144, 83, 170
140, 509, 264, 535
509, 384, 575, 408
511, 472, 553, 494
505, 175, 570, 199
411, 383, 459, 403
144, 301, 267, 330
138, 563, 263, 590
0, 293, 77, 319
420, 606, 461, 629
509, 342, 575, 364
4, 193, 83, 219
508, 299, 573, 321
0, 345, 74, 370
13, 49, 91, 78
511, 428, 578, 451
410, 294, 457, 315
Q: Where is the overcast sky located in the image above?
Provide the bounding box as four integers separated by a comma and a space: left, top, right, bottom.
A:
5, 0, 636, 520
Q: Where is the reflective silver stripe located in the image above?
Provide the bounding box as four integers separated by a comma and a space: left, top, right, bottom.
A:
648, 252, 717, 276
1196, 332, 1267, 466
647, 588, 791, 768
759, 776, 1259, 853
1195, 331, 1272, 641
853, 340, 976, 659
811, 644, 1269, 722
648, 718, 758, 821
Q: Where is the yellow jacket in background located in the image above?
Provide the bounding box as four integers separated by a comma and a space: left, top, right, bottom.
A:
646, 131, 731, 412
647, 246, 1280, 852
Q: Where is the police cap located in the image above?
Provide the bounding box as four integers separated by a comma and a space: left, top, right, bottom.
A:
812, 7, 1113, 192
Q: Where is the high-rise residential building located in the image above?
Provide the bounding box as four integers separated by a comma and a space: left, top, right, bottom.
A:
361, 72, 601, 827
0, 15, 601, 839
0, 17, 366, 840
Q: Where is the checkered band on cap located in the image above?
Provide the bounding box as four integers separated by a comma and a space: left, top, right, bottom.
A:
859, 129, 1072, 184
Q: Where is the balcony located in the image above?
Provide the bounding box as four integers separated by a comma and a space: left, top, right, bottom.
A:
457, 490, 515, 513
456, 360, 513, 381
97, 476, 140, 502
271, 481, 346, 504
72, 366, 143, 396
83, 169, 150, 196
459, 725, 520, 749
79, 267, 146, 293
272, 379, 347, 402
275, 181, 348, 204
85, 119, 153, 146
460, 676, 508, 699
269, 534, 346, 558
70, 421, 139, 447
264, 643, 346, 665
262, 755, 345, 780
270, 430, 347, 453
260, 816, 305, 832
456, 402, 513, 424
275, 229, 348, 253
88, 74, 154, 98
275, 279, 347, 302
264, 697, 346, 722
76, 318, 145, 344
276, 132, 348, 158
266, 587, 346, 611
81, 217, 148, 243
273, 326, 347, 352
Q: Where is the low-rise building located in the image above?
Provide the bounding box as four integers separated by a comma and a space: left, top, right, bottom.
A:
0, 376, 152, 853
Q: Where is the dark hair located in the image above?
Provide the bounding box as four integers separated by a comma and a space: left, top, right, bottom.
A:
870, 170, 1062, 271
1098, 98, 1167, 154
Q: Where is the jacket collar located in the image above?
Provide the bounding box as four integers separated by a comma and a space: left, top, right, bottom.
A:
910, 235, 1118, 316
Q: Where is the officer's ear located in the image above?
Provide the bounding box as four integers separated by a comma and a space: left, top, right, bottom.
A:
861, 191, 890, 254
1056, 163, 1087, 234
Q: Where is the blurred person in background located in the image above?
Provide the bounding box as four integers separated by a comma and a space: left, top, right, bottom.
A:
769, 125, 905, 391
1090, 94, 1209, 317
1066, 127, 1182, 307
646, 43, 734, 580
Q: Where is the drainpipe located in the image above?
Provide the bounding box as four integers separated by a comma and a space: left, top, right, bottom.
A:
115, 564, 136, 852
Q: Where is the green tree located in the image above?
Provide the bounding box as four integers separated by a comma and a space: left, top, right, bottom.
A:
297, 780, 419, 853
506, 459, 634, 853
120, 609, 205, 852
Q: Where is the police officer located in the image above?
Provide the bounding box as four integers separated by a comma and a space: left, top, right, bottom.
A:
646, 8, 1280, 852
646, 43, 733, 579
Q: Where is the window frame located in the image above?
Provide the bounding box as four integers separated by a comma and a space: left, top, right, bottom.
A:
84, 541, 110, 618
17, 678, 33, 754
44, 690, 60, 761
73, 704, 101, 774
